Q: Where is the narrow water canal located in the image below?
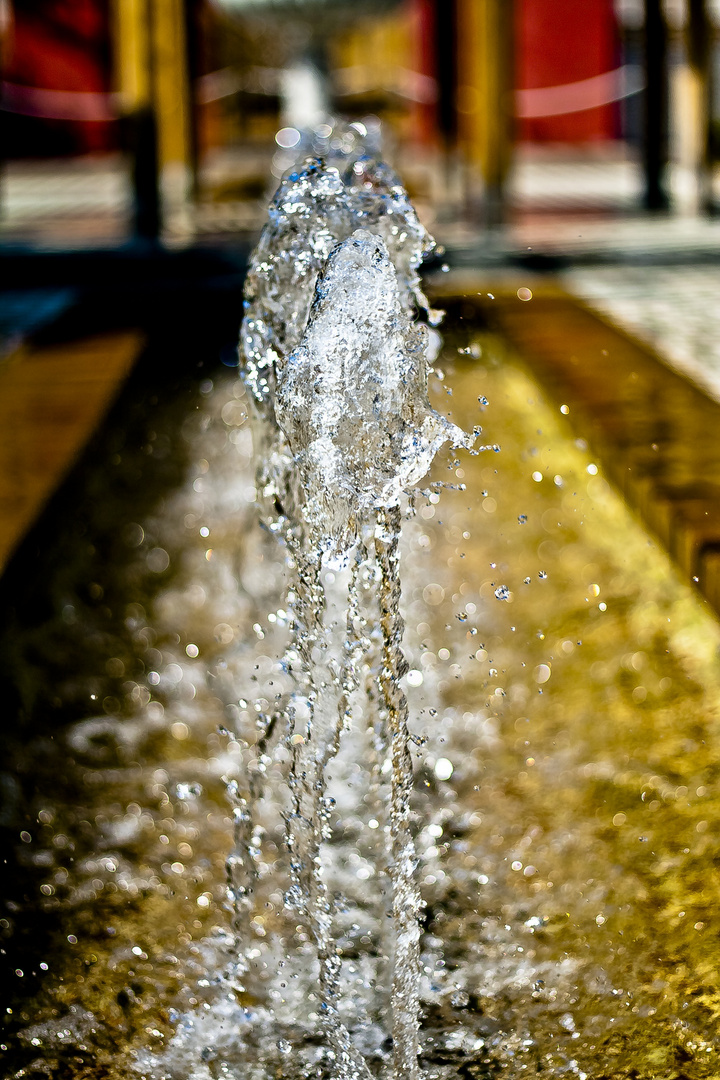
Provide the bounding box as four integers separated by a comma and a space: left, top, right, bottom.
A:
2, 306, 720, 1079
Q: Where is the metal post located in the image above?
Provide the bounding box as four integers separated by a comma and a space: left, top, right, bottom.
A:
113, 0, 195, 239
456, 0, 514, 227
688, 0, 715, 214
642, 0, 670, 210
183, 0, 202, 203
152, 0, 194, 222
128, 105, 162, 240
112, 0, 161, 240
434, 0, 457, 154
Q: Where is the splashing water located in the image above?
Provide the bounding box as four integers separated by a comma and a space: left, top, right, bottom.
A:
241, 155, 444, 536
233, 158, 472, 1078
276, 228, 464, 547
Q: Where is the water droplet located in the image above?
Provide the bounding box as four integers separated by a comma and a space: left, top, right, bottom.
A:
176, 783, 203, 800
214, 622, 234, 645
146, 547, 170, 573
434, 758, 454, 780
423, 583, 445, 606
123, 522, 145, 547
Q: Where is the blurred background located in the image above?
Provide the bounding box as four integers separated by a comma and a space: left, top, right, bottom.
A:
2, 0, 720, 248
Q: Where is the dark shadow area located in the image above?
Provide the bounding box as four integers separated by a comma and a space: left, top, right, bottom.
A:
0, 250, 248, 1055
0, 244, 250, 353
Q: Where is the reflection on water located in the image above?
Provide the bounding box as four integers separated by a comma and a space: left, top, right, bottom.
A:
3, 317, 720, 1077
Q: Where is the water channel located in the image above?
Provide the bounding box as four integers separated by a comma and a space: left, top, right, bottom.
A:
3, 169, 720, 1079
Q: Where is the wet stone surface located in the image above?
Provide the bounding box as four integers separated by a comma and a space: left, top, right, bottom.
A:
2, 318, 720, 1077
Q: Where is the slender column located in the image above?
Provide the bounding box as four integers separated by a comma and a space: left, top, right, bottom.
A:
151, 0, 194, 220
456, 0, 515, 226
375, 508, 422, 1080
687, 0, 715, 213
111, 0, 161, 238
112, 0, 195, 237
434, 0, 457, 153
642, 0, 670, 210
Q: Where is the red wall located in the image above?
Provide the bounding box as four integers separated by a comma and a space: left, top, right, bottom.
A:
3, 0, 115, 156
516, 0, 620, 143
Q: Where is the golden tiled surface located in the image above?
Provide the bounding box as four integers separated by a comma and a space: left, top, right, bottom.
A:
0, 331, 144, 573
434, 279, 720, 617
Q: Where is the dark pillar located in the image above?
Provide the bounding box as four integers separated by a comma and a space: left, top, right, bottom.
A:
484, 0, 514, 228
126, 105, 162, 241
688, 0, 715, 214
434, 0, 458, 154
184, 0, 202, 204
642, 0, 670, 210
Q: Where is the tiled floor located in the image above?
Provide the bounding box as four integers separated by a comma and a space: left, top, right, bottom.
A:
564, 265, 720, 406
0, 155, 133, 246
0, 151, 269, 245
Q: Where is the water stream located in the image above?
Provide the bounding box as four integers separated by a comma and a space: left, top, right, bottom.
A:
235, 155, 473, 1078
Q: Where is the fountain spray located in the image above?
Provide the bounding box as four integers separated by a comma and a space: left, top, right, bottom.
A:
237, 155, 472, 1078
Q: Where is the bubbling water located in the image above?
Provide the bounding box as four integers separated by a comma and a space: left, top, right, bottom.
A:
233, 157, 472, 1078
